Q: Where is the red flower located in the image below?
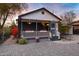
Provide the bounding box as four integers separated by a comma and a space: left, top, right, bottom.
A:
11, 26, 18, 37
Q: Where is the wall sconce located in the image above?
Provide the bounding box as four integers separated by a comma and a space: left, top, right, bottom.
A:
28, 22, 31, 24
47, 23, 49, 26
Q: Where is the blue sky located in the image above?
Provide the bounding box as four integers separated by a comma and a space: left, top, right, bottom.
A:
10, 3, 79, 24
27, 3, 79, 16
6, 3, 79, 25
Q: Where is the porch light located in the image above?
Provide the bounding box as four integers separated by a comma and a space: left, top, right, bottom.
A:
28, 22, 31, 24
47, 23, 49, 26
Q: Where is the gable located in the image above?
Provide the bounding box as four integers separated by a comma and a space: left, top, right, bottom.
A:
19, 8, 61, 21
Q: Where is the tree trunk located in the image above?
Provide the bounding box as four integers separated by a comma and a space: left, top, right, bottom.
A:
0, 12, 8, 40
0, 28, 3, 40
1, 12, 8, 28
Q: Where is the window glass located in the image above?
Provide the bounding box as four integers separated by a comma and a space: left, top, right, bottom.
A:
51, 23, 55, 28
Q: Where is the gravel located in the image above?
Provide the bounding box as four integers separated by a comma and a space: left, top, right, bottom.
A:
0, 41, 79, 56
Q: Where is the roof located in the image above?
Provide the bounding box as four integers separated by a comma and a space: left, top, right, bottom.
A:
18, 8, 62, 21
72, 20, 79, 26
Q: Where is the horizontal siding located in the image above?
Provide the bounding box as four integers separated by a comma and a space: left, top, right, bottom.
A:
21, 9, 58, 21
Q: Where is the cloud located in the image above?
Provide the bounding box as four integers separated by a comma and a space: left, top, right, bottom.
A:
27, 3, 79, 16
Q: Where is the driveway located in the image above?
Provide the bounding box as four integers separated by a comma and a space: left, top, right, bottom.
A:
0, 41, 79, 56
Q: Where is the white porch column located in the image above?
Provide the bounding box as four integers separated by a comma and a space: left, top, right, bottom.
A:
35, 20, 40, 42
55, 22, 60, 39
55, 22, 58, 35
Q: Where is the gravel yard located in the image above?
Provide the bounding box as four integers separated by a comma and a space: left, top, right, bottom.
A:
0, 41, 79, 56
0, 35, 79, 56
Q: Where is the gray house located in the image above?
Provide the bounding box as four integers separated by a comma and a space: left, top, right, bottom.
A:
17, 8, 61, 41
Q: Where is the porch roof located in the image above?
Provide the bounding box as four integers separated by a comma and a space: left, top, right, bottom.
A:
72, 20, 79, 26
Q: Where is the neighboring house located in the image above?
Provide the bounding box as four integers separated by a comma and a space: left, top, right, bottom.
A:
17, 8, 61, 40
72, 20, 79, 34
68, 20, 79, 35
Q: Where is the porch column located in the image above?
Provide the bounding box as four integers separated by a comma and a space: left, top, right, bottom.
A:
18, 18, 21, 38
36, 21, 40, 42
55, 22, 60, 39
21, 21, 23, 38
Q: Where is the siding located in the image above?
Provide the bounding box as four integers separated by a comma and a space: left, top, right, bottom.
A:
21, 9, 58, 22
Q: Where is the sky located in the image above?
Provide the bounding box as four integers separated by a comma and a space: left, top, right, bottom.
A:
6, 3, 79, 25
16, 3, 79, 19
23, 3, 79, 21
27, 3, 79, 16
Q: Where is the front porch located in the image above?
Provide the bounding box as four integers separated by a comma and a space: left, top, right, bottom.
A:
20, 20, 51, 39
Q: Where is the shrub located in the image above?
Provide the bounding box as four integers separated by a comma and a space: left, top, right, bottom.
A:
18, 38, 28, 45
4, 27, 11, 35
58, 22, 69, 35
4, 27, 11, 39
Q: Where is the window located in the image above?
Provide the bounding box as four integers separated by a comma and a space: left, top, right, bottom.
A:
51, 23, 55, 28
41, 11, 45, 14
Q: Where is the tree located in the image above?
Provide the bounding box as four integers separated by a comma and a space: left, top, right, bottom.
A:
60, 11, 76, 40
58, 22, 69, 34
60, 11, 76, 33
61, 11, 76, 26
0, 3, 28, 40
0, 3, 28, 28
58, 22, 70, 40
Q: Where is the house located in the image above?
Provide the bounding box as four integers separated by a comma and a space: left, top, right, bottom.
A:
17, 8, 61, 41
72, 20, 79, 34
68, 20, 79, 35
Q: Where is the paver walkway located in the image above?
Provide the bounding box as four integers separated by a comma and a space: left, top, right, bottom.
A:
3, 36, 17, 45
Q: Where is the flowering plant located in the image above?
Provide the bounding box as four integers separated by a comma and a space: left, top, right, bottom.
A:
11, 26, 18, 37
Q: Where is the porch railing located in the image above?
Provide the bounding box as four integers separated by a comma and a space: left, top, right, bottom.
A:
21, 31, 51, 39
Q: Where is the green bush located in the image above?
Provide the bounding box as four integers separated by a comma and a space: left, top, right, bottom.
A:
4, 27, 11, 39
18, 38, 28, 45
58, 22, 69, 35
4, 27, 11, 35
